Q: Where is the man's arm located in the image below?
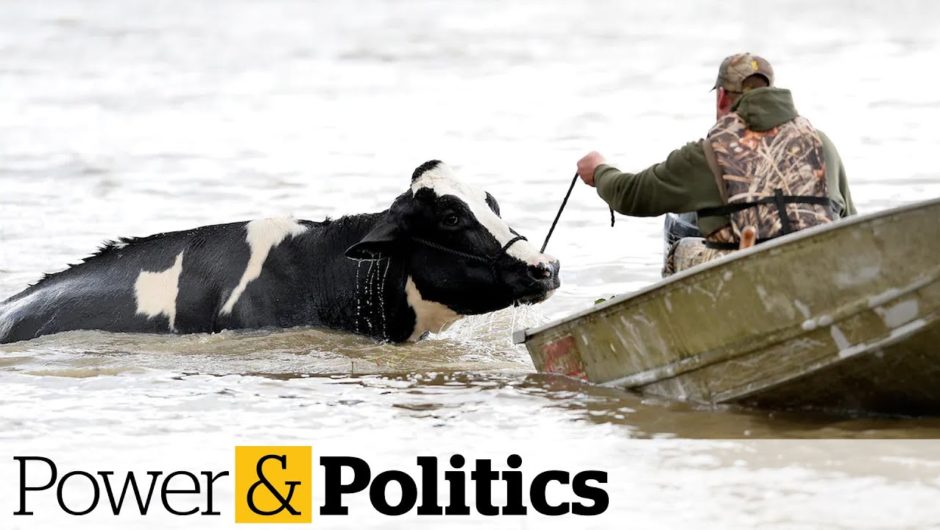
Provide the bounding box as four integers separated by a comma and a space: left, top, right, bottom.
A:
580, 140, 724, 216
818, 131, 857, 217
838, 162, 856, 216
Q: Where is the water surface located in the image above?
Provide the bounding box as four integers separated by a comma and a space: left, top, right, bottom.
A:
2, 1, 940, 527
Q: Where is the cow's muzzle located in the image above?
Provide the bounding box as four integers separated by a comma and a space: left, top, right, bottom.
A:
514, 258, 560, 305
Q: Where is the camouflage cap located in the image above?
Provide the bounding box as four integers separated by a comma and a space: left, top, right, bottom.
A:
713, 53, 774, 92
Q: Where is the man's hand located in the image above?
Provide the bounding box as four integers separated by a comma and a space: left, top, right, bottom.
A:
577, 151, 607, 187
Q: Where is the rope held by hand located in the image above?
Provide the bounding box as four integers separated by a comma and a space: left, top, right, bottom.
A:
540, 173, 615, 254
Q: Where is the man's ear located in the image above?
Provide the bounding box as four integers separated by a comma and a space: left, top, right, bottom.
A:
345, 218, 401, 260
716, 87, 734, 119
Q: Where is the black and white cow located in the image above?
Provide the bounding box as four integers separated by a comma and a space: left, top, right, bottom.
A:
0, 161, 560, 344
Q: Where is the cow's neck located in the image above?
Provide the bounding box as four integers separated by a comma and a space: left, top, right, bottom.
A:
403, 276, 461, 341
294, 213, 461, 342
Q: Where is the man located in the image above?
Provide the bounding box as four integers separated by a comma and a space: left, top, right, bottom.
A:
577, 53, 856, 276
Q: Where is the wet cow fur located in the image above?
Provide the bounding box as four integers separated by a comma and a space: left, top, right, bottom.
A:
0, 161, 560, 344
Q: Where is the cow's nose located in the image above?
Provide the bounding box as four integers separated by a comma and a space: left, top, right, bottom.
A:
528, 259, 560, 281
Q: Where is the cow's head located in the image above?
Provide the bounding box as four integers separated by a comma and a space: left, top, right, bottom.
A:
346, 161, 560, 316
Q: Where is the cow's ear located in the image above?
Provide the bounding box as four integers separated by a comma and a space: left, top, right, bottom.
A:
345, 219, 400, 260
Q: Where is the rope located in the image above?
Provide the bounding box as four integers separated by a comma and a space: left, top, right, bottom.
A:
417, 169, 617, 260
540, 172, 615, 254
410, 233, 528, 265
410, 237, 491, 264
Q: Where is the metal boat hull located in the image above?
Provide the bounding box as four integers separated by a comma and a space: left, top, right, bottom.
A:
515, 198, 940, 415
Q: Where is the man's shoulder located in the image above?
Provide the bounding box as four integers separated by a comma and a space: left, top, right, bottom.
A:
657, 139, 721, 201
661, 139, 712, 176
814, 128, 832, 143
668, 139, 707, 163
813, 129, 842, 162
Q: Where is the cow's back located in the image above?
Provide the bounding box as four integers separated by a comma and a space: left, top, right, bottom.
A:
0, 222, 255, 344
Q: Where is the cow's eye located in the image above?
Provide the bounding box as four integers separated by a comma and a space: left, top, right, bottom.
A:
442, 214, 460, 227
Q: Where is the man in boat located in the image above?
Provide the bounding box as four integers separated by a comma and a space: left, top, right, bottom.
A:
576, 53, 856, 276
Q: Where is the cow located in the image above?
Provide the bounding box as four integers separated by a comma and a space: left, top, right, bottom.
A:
0, 161, 560, 344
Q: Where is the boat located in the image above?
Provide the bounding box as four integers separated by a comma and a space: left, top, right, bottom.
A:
513, 197, 940, 415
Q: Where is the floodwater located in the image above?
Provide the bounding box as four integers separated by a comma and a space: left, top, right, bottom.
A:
2, 0, 940, 528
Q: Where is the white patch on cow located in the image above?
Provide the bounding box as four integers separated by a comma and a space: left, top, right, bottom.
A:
405, 276, 461, 341
134, 251, 184, 331
220, 217, 308, 316
411, 163, 551, 268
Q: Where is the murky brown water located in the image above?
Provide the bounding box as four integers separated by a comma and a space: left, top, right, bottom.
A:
3, 0, 940, 527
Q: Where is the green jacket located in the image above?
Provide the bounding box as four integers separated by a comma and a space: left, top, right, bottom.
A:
595, 87, 856, 236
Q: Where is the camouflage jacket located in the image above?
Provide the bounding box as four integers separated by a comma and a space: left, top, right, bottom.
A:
595, 88, 856, 236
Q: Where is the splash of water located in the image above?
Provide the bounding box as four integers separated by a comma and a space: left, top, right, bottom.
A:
354, 260, 363, 334
364, 259, 375, 333
378, 258, 390, 341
